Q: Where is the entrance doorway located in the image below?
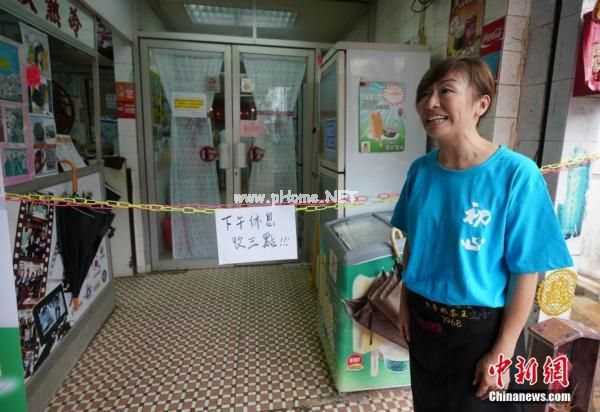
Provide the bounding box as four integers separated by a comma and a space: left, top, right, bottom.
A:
139, 39, 314, 270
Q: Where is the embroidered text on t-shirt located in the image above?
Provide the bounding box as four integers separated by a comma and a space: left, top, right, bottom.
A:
461, 202, 492, 252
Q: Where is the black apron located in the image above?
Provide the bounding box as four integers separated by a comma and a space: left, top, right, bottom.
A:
407, 289, 528, 412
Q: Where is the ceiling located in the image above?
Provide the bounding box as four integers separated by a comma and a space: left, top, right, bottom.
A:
145, 0, 373, 43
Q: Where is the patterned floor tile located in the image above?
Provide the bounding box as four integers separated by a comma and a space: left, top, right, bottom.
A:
45, 265, 413, 411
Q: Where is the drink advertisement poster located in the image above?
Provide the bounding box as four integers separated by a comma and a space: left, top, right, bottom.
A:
358, 80, 406, 153
447, 0, 485, 57
480, 17, 506, 81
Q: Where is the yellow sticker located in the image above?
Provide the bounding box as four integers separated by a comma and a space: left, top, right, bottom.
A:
537, 269, 577, 316
173, 98, 204, 110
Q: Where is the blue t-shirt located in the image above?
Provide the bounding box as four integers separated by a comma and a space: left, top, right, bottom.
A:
391, 146, 573, 308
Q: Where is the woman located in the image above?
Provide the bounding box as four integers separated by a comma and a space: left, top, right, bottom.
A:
391, 57, 572, 411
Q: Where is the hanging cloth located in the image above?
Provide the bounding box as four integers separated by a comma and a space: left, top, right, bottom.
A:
153, 49, 223, 259
241, 54, 306, 198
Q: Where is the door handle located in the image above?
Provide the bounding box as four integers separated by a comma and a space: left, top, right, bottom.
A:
235, 142, 247, 169
218, 142, 231, 169
199, 146, 218, 163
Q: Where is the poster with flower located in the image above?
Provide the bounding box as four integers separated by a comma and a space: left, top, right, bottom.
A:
358, 80, 407, 153
0, 36, 34, 186
20, 24, 57, 178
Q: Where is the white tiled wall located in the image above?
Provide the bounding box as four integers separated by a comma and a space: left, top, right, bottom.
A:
489, 0, 528, 147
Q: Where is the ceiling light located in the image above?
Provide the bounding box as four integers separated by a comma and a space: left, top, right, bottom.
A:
184, 4, 297, 29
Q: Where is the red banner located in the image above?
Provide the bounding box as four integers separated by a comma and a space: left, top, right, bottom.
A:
115, 82, 136, 119
481, 17, 505, 55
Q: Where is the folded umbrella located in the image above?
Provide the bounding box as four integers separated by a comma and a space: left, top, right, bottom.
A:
343, 228, 405, 346
55, 160, 115, 311
55, 205, 114, 311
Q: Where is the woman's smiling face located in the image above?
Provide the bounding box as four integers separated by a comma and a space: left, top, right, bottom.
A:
416, 70, 489, 141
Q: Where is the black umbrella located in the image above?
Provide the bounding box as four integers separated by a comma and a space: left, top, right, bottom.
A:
56, 207, 114, 301
55, 160, 115, 311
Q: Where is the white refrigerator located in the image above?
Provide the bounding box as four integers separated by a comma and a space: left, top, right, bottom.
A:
318, 42, 430, 225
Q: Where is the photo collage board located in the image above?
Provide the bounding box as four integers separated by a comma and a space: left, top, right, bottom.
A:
0, 36, 34, 185
19, 24, 58, 178
8, 173, 112, 381
12, 201, 54, 379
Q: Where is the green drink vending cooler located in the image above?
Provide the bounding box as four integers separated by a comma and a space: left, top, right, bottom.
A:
316, 213, 410, 393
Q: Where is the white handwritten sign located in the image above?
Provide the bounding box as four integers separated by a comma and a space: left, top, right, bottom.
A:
215, 205, 298, 264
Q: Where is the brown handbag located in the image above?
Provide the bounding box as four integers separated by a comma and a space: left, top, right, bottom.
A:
343, 228, 405, 346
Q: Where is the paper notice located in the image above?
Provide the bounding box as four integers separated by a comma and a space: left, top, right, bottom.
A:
55, 134, 86, 170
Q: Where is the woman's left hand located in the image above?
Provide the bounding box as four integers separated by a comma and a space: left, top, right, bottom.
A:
473, 350, 511, 400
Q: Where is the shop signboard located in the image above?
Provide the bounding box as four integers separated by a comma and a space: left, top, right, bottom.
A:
13, 0, 95, 51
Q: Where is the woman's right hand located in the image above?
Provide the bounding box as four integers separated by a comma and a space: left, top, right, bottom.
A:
398, 283, 410, 348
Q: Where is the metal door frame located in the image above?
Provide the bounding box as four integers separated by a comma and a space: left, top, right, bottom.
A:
138, 39, 317, 270
139, 39, 233, 271
232, 45, 315, 260
232, 46, 315, 194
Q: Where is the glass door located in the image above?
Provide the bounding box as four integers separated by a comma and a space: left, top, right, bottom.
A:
232, 46, 314, 258
140, 41, 314, 270
140, 40, 233, 270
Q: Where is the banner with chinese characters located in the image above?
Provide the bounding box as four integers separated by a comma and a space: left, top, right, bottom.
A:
447, 0, 485, 58
358, 80, 407, 153
13, 0, 94, 50
19, 24, 58, 178
0, 163, 28, 412
215, 205, 298, 264
0, 36, 34, 186
115, 82, 136, 119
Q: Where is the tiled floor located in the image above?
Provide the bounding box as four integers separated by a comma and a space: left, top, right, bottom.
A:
45, 265, 413, 411
45, 265, 600, 411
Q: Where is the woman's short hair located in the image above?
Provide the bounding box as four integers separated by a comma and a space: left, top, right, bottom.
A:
416, 57, 495, 106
